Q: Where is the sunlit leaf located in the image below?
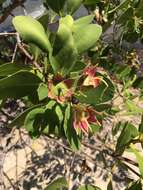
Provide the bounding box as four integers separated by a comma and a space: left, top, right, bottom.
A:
73, 24, 102, 54
78, 185, 101, 190
50, 21, 78, 76
13, 16, 51, 52
37, 83, 48, 101
115, 123, 139, 155
130, 144, 143, 177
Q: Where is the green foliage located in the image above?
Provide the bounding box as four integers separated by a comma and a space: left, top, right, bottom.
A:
107, 180, 113, 190
0, 62, 31, 77
64, 104, 80, 150
78, 185, 101, 190
1, 0, 143, 189
125, 180, 142, 190
76, 75, 114, 105
115, 123, 139, 155
0, 71, 41, 99
13, 16, 51, 52
45, 0, 82, 15
130, 144, 143, 177
50, 17, 78, 75
44, 177, 67, 190
73, 24, 102, 54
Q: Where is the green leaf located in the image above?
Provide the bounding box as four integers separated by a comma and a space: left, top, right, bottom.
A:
73, 15, 95, 28
133, 77, 143, 89
125, 99, 143, 114
112, 122, 125, 136
139, 115, 143, 133
76, 75, 114, 105
64, 104, 80, 150
37, 83, 48, 101
130, 144, 143, 177
73, 24, 102, 54
38, 12, 50, 31
8, 104, 43, 128
44, 177, 67, 190
24, 107, 46, 137
124, 180, 142, 190
13, 16, 51, 53
84, 0, 100, 5
78, 185, 101, 190
115, 123, 139, 155
107, 180, 113, 190
29, 44, 41, 61
60, 15, 74, 28
0, 71, 41, 99
50, 21, 78, 76
0, 62, 31, 77
45, 0, 66, 14
108, 0, 130, 14
66, 0, 83, 14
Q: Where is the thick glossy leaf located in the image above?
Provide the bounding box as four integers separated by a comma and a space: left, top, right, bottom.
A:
37, 83, 48, 101
76, 75, 114, 105
60, 15, 74, 28
66, 0, 83, 14
45, 0, 66, 14
78, 185, 101, 190
44, 177, 67, 190
13, 16, 50, 52
125, 180, 142, 190
0, 62, 31, 77
73, 24, 102, 54
130, 144, 143, 177
115, 123, 139, 155
64, 104, 80, 150
0, 71, 41, 99
73, 15, 94, 28
50, 21, 78, 76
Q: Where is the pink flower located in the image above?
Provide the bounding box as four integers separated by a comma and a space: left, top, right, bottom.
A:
47, 78, 73, 103
83, 66, 101, 88
73, 105, 99, 134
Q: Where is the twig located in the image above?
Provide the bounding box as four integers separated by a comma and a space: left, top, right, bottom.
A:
3, 172, 15, 189
68, 153, 76, 190
0, 32, 43, 73
12, 43, 18, 63
122, 162, 141, 178
0, 32, 17, 36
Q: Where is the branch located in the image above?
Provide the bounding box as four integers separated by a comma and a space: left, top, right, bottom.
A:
0, 32, 43, 73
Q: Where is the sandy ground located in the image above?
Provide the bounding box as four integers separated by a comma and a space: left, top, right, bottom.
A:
0, 94, 142, 190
